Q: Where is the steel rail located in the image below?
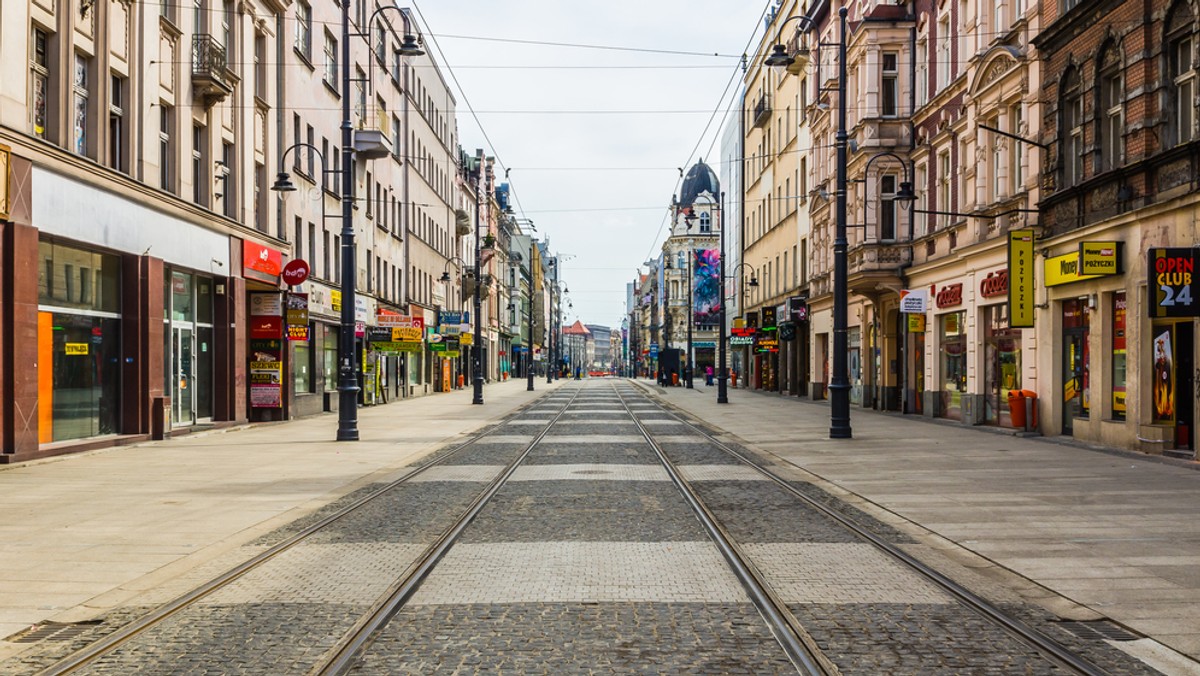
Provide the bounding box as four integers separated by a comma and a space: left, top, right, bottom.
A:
316, 384, 587, 675
610, 382, 834, 676
38, 391, 574, 676
628, 380, 1111, 676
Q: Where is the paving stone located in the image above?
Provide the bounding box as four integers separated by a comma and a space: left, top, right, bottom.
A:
409, 542, 744, 604
741, 543, 951, 604
408, 465, 504, 482
508, 464, 670, 482
457, 480, 707, 542
524, 442, 661, 465
352, 603, 796, 674
677, 464, 769, 482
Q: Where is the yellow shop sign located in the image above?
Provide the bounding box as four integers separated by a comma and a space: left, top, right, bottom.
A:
1044, 252, 1103, 287
1079, 241, 1123, 276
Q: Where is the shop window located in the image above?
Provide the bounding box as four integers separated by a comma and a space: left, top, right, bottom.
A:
294, 333, 312, 393
1152, 323, 1176, 424
321, 323, 338, 389
1111, 292, 1127, 419
940, 312, 967, 420
31, 28, 52, 140
1062, 298, 1090, 430
38, 240, 121, 312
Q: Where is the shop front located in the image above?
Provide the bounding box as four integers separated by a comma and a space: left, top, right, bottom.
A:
978, 271, 1021, 428
37, 239, 123, 443
163, 269, 216, 426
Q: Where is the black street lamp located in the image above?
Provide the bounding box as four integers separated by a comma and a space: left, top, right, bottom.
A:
682, 212, 697, 389
718, 258, 759, 402
440, 256, 470, 388
472, 173, 485, 405
275, 8, 421, 441
547, 258, 556, 384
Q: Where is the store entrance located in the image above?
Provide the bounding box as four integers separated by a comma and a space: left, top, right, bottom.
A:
172, 326, 195, 425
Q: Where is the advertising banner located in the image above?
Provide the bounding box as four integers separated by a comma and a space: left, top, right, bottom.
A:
1080, 241, 1122, 276
249, 336, 283, 408
1044, 252, 1102, 287
692, 249, 721, 326
243, 241, 282, 284
1148, 248, 1200, 318
285, 293, 309, 342
1008, 229, 1035, 327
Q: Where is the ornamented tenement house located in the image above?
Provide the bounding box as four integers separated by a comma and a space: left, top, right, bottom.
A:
1032, 0, 1200, 455
1, 0, 288, 461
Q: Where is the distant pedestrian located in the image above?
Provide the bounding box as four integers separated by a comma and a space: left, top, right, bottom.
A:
705, 366, 713, 386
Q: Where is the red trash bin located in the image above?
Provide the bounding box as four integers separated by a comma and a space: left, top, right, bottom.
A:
1007, 390, 1026, 429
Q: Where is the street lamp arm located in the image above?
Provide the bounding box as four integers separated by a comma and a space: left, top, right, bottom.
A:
276, 142, 329, 174
979, 123, 1050, 149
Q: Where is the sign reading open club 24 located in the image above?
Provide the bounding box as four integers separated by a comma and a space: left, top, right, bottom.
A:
1149, 248, 1200, 317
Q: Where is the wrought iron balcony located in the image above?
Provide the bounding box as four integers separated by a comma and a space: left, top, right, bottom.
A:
752, 93, 771, 128
191, 35, 233, 106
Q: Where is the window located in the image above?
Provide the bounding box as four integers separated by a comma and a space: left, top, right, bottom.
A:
109, 74, 126, 172
333, 235, 340, 283
365, 170, 373, 218
1062, 68, 1084, 187
915, 37, 928, 106
193, 124, 207, 206
1099, 46, 1123, 171
1168, 5, 1196, 145
254, 162, 265, 231
308, 223, 316, 276
392, 113, 401, 159
221, 0, 234, 57
321, 137, 329, 190
324, 31, 338, 89
699, 213, 711, 233
988, 116, 1003, 201
937, 150, 951, 229
374, 22, 387, 64
881, 52, 898, 116
354, 66, 366, 125
255, 34, 266, 99
1009, 104, 1024, 194
323, 229, 330, 279
73, 53, 89, 156
292, 113, 302, 171
221, 142, 235, 218
295, 1, 312, 60
332, 147, 340, 192
306, 123, 315, 177
1112, 291, 1127, 419
936, 16, 951, 91
31, 28, 50, 140
880, 175, 898, 240
159, 104, 174, 192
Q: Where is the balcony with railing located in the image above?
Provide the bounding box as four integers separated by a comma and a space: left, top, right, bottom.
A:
846, 240, 912, 293
191, 35, 234, 106
752, 93, 771, 128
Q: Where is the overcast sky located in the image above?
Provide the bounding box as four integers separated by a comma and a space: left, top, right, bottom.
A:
413, 1, 774, 330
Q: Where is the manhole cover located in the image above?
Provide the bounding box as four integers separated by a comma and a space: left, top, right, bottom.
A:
5, 620, 103, 644
1053, 620, 1141, 642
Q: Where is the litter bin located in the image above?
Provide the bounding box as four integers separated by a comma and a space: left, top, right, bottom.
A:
1007, 390, 1038, 430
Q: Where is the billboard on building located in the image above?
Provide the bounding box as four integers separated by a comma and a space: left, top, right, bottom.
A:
693, 248, 721, 325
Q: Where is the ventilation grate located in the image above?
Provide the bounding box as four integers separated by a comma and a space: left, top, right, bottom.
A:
1053, 620, 1141, 642
5, 620, 103, 644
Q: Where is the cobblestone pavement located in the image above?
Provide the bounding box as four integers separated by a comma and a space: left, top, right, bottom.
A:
4, 381, 1172, 673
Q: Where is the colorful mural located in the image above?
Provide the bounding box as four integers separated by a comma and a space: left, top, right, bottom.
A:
693, 249, 721, 325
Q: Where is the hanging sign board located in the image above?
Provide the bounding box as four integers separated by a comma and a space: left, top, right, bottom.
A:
1079, 241, 1123, 276
1008, 229, 1035, 327
1044, 252, 1102, 287
1148, 248, 1200, 317
899, 289, 928, 313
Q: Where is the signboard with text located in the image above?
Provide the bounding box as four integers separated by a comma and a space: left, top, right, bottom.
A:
1080, 241, 1123, 276
1149, 248, 1200, 317
1008, 229, 1035, 327
899, 289, 928, 313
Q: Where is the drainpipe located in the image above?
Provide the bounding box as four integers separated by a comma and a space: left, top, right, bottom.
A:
275, 13, 285, 240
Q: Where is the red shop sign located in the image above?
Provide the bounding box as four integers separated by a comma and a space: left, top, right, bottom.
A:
243, 240, 283, 283
936, 283, 963, 308
250, 315, 283, 339
281, 259, 310, 286
980, 270, 1008, 298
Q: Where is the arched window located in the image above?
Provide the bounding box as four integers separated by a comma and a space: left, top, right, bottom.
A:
699, 212, 711, 233
1097, 42, 1124, 171
1167, 1, 1197, 145
1061, 66, 1084, 187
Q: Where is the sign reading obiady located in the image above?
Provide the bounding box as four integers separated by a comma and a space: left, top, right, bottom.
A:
1008, 229, 1035, 328
1148, 248, 1200, 317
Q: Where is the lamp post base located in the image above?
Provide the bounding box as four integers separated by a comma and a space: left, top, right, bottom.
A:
717, 375, 728, 403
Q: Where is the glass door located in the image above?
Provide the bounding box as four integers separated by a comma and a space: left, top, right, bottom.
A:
1062, 299, 1089, 435
172, 326, 195, 425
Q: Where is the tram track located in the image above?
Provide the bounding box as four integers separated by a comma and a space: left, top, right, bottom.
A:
622, 379, 1116, 676
33, 386, 586, 676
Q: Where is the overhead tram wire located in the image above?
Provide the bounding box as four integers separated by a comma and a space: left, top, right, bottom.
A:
640, 0, 776, 264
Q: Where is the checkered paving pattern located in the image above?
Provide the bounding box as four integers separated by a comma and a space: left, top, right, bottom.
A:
408, 542, 745, 604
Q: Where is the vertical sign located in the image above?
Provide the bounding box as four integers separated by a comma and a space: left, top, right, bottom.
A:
1008, 229, 1035, 327
1148, 248, 1200, 317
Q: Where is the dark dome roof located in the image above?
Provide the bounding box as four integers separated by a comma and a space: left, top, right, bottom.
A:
679, 160, 719, 207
